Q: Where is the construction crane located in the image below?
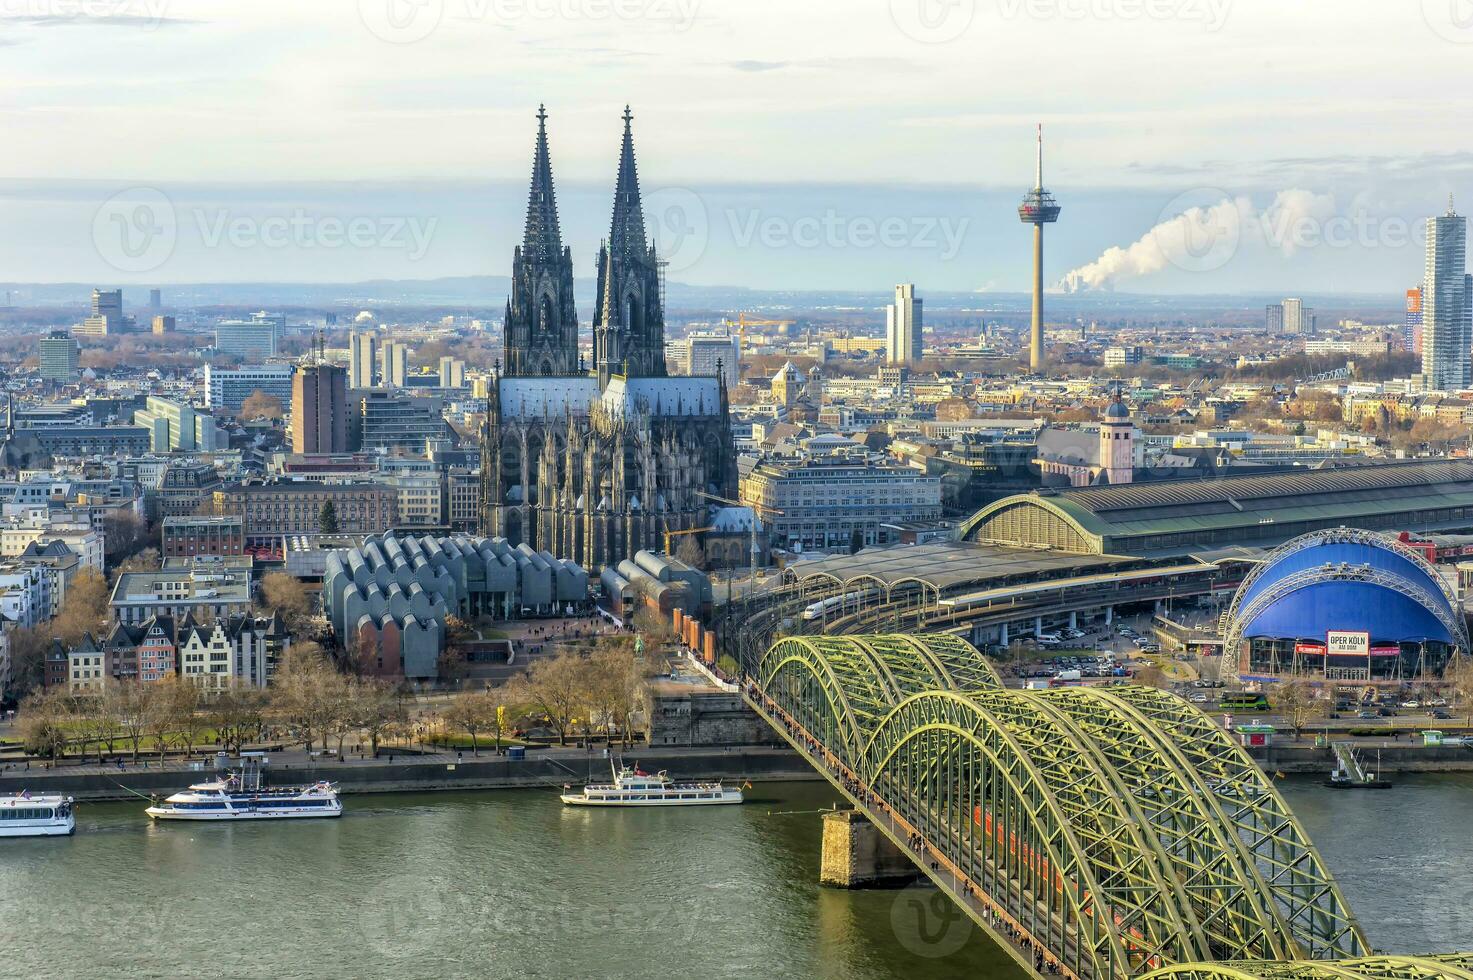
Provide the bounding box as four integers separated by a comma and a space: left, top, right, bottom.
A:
695, 489, 783, 600
662, 524, 713, 555
720, 312, 796, 352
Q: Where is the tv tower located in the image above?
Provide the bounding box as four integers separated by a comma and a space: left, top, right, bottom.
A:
1018, 124, 1061, 372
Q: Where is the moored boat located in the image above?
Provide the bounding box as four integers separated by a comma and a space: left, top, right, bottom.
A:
561, 763, 743, 807
0, 792, 75, 837
146, 752, 342, 821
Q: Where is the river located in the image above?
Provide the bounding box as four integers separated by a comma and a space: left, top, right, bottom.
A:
2, 776, 1468, 979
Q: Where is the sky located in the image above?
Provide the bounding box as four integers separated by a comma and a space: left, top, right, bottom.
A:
3, 0, 1473, 296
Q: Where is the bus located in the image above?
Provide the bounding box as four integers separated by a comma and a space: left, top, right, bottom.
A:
1220, 692, 1271, 712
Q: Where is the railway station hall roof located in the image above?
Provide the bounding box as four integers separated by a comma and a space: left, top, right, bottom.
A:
961, 460, 1473, 556
781, 541, 1146, 595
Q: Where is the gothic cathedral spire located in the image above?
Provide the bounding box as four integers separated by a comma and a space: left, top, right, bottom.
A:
523, 103, 562, 261
609, 105, 648, 261
593, 106, 667, 385
504, 105, 579, 377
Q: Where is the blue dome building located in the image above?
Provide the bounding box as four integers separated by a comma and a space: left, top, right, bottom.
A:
1225, 528, 1468, 682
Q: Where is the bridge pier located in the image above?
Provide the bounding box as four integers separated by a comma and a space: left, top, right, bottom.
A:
1068, 611, 1077, 630
1104, 605, 1113, 625
819, 809, 917, 889
998, 622, 1008, 646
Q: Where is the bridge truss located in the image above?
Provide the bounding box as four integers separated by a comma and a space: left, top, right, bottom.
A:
1141, 954, 1473, 980
753, 633, 1369, 980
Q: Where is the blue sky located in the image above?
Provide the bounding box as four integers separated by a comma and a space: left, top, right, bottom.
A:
3, 0, 1473, 293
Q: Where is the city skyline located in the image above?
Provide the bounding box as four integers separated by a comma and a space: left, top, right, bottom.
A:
4, 2, 1473, 292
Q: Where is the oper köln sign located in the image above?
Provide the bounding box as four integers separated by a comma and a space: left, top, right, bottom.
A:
1326, 630, 1371, 656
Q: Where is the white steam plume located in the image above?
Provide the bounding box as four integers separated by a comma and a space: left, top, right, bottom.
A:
1057, 189, 1337, 292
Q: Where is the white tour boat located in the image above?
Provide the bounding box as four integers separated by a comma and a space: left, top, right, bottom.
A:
0, 792, 75, 837
146, 753, 342, 821
560, 763, 744, 807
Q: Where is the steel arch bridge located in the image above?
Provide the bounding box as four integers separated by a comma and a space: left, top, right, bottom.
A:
749, 632, 1381, 980
1140, 954, 1473, 980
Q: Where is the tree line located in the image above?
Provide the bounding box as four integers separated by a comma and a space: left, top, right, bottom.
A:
16, 635, 654, 763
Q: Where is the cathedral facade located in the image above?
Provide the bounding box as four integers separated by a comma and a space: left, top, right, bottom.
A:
479, 107, 737, 572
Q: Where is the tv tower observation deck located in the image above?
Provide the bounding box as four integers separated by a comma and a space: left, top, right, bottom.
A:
1018, 125, 1061, 373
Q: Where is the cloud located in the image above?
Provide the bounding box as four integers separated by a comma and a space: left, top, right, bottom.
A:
730, 60, 788, 72
2, 12, 197, 28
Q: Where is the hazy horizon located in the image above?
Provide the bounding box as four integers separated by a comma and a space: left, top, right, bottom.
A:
5, 1, 1473, 296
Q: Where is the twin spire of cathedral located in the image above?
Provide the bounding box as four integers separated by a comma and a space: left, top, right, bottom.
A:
519, 104, 649, 272
509, 105, 665, 384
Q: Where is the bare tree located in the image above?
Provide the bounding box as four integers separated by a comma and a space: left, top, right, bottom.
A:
349, 678, 405, 757
587, 641, 643, 747
51, 569, 110, 648
210, 680, 268, 755
511, 651, 586, 745
1445, 654, 1473, 725
18, 687, 72, 762
258, 572, 314, 637
114, 680, 158, 763
1273, 677, 1325, 738
674, 535, 706, 571
440, 689, 500, 755
240, 389, 284, 420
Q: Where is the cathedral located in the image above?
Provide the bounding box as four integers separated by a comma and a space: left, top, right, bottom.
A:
479, 107, 737, 572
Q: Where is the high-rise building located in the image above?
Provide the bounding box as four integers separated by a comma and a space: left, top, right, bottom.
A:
133, 396, 222, 452
152, 315, 175, 335
204, 364, 296, 414
215, 319, 280, 360
1405, 287, 1424, 354
148, 289, 161, 311
438, 356, 466, 389
682, 331, 740, 388
1422, 199, 1473, 391
885, 284, 923, 365
380, 341, 409, 388
349, 332, 377, 388
354, 390, 448, 452
291, 364, 349, 454
74, 288, 134, 338
1282, 298, 1315, 335
1265, 303, 1284, 333
37, 332, 80, 382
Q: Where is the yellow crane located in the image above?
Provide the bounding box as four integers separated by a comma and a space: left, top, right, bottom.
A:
662, 524, 713, 555
721, 312, 796, 351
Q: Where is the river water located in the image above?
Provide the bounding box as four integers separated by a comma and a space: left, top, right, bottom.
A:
2, 777, 1469, 979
